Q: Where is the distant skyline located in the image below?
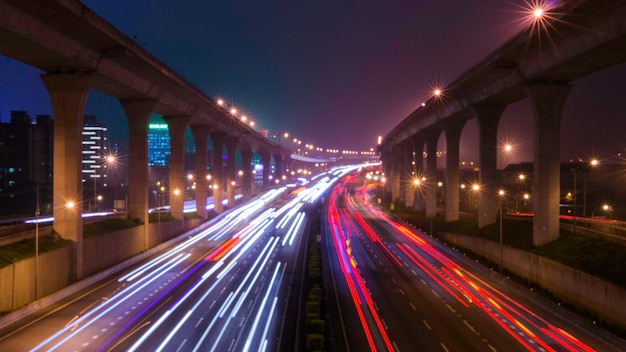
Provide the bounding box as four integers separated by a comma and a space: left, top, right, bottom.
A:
1, 0, 625, 165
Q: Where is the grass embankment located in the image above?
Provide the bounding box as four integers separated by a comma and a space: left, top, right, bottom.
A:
303, 210, 326, 352
0, 217, 142, 268
390, 206, 626, 288
0, 236, 72, 268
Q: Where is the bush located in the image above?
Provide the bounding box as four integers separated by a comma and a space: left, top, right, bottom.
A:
305, 334, 324, 351
305, 301, 320, 315
305, 313, 319, 325
309, 285, 322, 297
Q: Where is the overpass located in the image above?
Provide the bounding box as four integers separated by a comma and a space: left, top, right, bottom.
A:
378, 0, 626, 246
0, 0, 291, 278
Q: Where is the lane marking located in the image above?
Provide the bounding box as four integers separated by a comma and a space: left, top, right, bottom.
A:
423, 320, 431, 330
463, 320, 477, 334
445, 303, 456, 313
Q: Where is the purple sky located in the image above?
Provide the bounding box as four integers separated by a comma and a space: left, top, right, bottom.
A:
1, 0, 624, 165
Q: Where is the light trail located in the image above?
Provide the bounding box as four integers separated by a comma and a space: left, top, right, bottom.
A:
335, 177, 598, 352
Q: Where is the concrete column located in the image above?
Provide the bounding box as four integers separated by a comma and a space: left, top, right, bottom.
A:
403, 142, 415, 208
390, 146, 402, 207
411, 135, 425, 210
41, 72, 94, 280
525, 83, 572, 246
258, 150, 271, 188
211, 133, 227, 213
443, 120, 465, 222
191, 125, 212, 218
163, 116, 190, 220
225, 137, 238, 208
473, 105, 506, 228
120, 99, 156, 254
381, 149, 393, 205
273, 153, 283, 183
424, 129, 441, 218
240, 149, 253, 199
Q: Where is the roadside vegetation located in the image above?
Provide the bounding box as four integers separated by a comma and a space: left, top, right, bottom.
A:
303, 208, 326, 352
83, 218, 142, 238
388, 205, 626, 336
0, 236, 71, 268
388, 206, 626, 287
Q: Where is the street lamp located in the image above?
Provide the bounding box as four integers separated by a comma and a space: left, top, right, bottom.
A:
592, 204, 612, 219
174, 188, 184, 231
498, 189, 505, 275
572, 158, 599, 232
36, 201, 74, 298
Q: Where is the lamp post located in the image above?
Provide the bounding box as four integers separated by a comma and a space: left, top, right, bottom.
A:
498, 189, 505, 275
174, 188, 184, 231
592, 204, 612, 219
572, 159, 599, 232
35, 181, 40, 299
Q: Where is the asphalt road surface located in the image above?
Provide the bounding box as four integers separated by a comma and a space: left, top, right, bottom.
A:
321, 174, 625, 352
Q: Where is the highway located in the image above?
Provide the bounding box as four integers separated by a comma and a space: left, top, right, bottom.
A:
0, 166, 360, 352
322, 173, 623, 351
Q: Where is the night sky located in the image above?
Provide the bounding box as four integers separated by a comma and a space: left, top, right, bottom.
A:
1, 0, 624, 165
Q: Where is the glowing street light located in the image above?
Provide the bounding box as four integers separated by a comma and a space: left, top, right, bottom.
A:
217, 99, 224, 106
498, 189, 505, 274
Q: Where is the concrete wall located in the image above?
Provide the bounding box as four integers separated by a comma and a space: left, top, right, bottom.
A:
0, 218, 204, 313
0, 245, 73, 311
83, 218, 204, 276
440, 232, 626, 329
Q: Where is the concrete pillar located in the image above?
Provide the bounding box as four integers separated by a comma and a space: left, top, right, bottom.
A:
473, 105, 506, 228
381, 149, 393, 205
525, 83, 572, 246
273, 153, 283, 184
411, 134, 425, 210
390, 146, 402, 207
211, 133, 227, 213
41, 72, 94, 280
240, 148, 253, 199
424, 129, 441, 218
120, 99, 156, 254
403, 142, 415, 208
163, 116, 190, 220
191, 125, 212, 218
258, 150, 271, 188
443, 120, 466, 222
225, 137, 238, 208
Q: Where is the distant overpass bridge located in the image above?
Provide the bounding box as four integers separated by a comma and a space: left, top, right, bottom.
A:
378, 0, 626, 246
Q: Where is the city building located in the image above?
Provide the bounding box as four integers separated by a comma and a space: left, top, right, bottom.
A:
148, 122, 170, 166
82, 115, 110, 209
0, 111, 53, 215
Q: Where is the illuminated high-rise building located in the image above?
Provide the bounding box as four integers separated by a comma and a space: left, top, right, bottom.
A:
82, 115, 109, 200
148, 122, 170, 166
